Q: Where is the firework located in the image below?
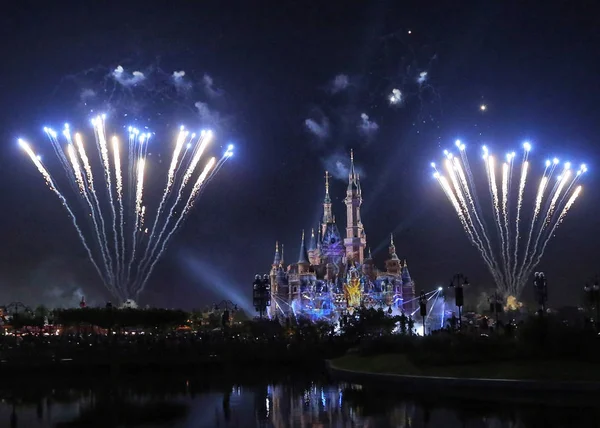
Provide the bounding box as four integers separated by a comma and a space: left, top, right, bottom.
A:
432, 143, 585, 298
20, 115, 233, 302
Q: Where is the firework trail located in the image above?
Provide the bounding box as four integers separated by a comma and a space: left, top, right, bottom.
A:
126, 157, 146, 287
112, 136, 126, 285
527, 186, 582, 274
66, 143, 114, 292
74, 132, 115, 285
138, 127, 188, 270
432, 143, 585, 298
19, 139, 106, 287
20, 116, 230, 302
137, 157, 216, 295
135, 131, 213, 287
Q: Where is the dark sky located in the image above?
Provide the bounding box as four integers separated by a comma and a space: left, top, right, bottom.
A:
0, 1, 598, 310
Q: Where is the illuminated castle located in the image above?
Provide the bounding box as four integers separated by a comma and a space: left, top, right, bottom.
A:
268, 151, 416, 321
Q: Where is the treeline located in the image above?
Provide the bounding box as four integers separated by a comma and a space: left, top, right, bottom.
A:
7, 307, 190, 331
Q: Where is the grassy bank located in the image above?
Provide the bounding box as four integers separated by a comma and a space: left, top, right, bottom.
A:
332, 354, 600, 382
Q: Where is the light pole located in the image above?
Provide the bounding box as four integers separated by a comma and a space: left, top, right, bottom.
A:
488, 292, 503, 325
449, 274, 468, 331
252, 274, 271, 319
419, 290, 427, 335
533, 272, 548, 315
583, 277, 600, 329
214, 300, 238, 327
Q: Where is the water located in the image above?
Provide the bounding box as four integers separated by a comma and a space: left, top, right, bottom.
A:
0, 369, 599, 427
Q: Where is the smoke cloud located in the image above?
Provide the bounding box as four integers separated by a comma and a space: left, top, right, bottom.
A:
358, 113, 379, 139
322, 151, 366, 181
195, 101, 221, 126
305, 117, 330, 140
330, 74, 350, 94
202, 73, 221, 98
111, 65, 146, 86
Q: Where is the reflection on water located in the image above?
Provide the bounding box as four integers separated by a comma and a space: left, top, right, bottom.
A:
0, 371, 599, 427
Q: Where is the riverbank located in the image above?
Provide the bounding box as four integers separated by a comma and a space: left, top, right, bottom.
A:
329, 354, 600, 393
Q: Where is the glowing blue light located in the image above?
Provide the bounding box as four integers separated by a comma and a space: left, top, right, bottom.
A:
553, 158, 559, 165
433, 172, 440, 178
545, 159, 551, 167
430, 162, 436, 168
438, 286, 443, 291
523, 142, 531, 151
443, 149, 449, 155
460, 144, 466, 151
186, 143, 192, 149
455, 139, 461, 147
228, 144, 234, 150
565, 162, 571, 169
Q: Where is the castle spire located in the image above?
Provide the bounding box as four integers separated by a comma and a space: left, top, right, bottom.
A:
389, 234, 398, 259
298, 230, 309, 264
309, 228, 316, 250
272, 241, 281, 266
347, 149, 358, 191
344, 149, 366, 263
322, 171, 333, 229
280, 244, 285, 267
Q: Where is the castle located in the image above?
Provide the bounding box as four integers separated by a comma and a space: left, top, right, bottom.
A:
268, 151, 416, 320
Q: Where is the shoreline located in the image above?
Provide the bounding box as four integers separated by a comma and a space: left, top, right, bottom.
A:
328, 356, 600, 394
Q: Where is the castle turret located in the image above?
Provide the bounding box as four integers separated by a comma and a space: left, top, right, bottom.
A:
321, 171, 333, 236
308, 227, 321, 265
401, 259, 416, 312
385, 233, 401, 275
297, 230, 310, 274
344, 150, 367, 264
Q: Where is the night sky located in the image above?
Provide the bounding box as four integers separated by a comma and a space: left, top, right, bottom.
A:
0, 1, 598, 310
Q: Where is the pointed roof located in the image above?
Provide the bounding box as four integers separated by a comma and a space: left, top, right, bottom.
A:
316, 225, 322, 248
298, 230, 309, 264
324, 171, 331, 204
401, 259, 412, 284
389, 233, 399, 260
272, 241, 281, 266
309, 228, 316, 250
347, 149, 359, 191
280, 244, 285, 267
363, 247, 374, 264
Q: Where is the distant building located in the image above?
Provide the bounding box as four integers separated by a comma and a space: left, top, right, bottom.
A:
268, 151, 416, 321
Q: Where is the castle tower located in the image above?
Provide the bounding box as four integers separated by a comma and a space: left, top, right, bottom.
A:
297, 230, 310, 274
321, 171, 333, 236
308, 228, 321, 265
344, 150, 367, 264
385, 233, 401, 275
401, 259, 416, 312
270, 241, 281, 292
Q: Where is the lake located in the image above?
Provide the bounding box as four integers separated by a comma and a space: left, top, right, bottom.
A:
0, 368, 598, 427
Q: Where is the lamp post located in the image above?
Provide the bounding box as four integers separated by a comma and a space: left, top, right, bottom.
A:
449, 274, 468, 331
583, 278, 600, 329
419, 290, 427, 335
253, 274, 271, 319
214, 300, 238, 327
488, 292, 503, 325
533, 272, 548, 315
